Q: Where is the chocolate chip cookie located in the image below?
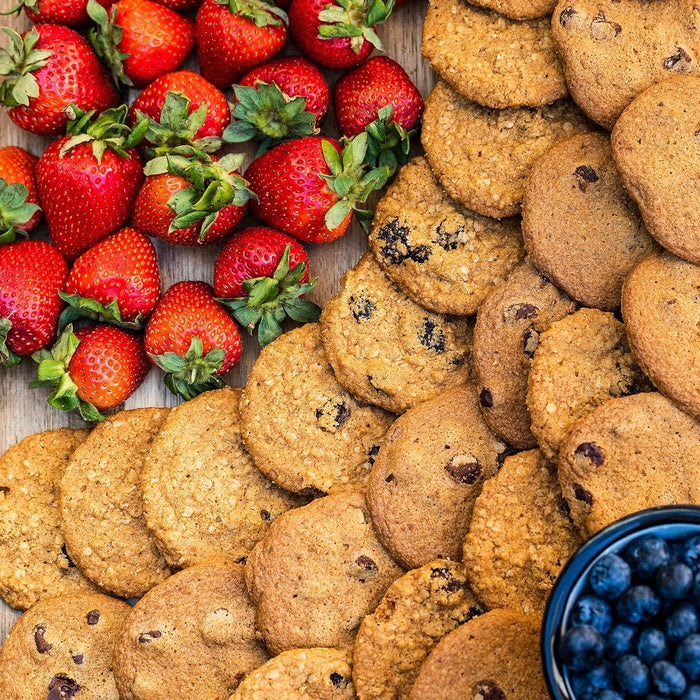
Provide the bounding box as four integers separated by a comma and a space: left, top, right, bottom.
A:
369, 157, 523, 316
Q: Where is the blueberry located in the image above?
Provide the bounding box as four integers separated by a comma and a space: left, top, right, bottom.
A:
651, 660, 687, 696
559, 625, 605, 671
569, 661, 614, 700
669, 539, 686, 563
617, 586, 661, 624
684, 536, 700, 570
590, 553, 633, 600
615, 655, 651, 696
681, 685, 700, 700
596, 693, 624, 700
676, 634, 700, 681
607, 624, 639, 661
693, 573, 700, 606
657, 562, 695, 600
638, 628, 669, 665
571, 595, 613, 635
666, 603, 700, 645
625, 535, 672, 581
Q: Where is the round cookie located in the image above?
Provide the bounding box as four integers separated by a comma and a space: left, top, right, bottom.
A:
244, 491, 404, 655
114, 563, 267, 700
320, 252, 472, 415
352, 560, 484, 700
230, 648, 354, 700
408, 609, 548, 700
526, 307, 649, 461
559, 393, 700, 537
551, 0, 700, 130
462, 449, 583, 615
142, 387, 304, 568
422, 0, 567, 108
466, 0, 556, 20
422, 80, 591, 218
59, 408, 172, 598
622, 251, 700, 419
612, 75, 700, 264
0, 428, 97, 611
522, 132, 657, 310
0, 591, 131, 700
368, 156, 524, 316
239, 323, 394, 494
473, 260, 578, 449
366, 383, 507, 569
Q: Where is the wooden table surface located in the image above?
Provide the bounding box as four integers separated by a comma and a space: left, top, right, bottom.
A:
0, 1, 437, 640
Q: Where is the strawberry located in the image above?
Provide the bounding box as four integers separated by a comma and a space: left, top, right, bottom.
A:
59, 227, 161, 330
0, 26, 119, 136
87, 0, 196, 88
1, 0, 114, 26
195, 0, 288, 91
245, 134, 391, 243
0, 240, 68, 367
151, 0, 201, 8
288, 0, 394, 69
31, 323, 150, 420
145, 280, 242, 399
214, 227, 321, 345
0, 146, 42, 243
36, 105, 146, 261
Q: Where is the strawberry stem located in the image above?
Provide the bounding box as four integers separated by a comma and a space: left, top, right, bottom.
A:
363, 103, 414, 170
213, 0, 288, 27
317, 0, 394, 54
0, 318, 21, 368
0, 178, 40, 245
0, 28, 53, 108
57, 292, 145, 332
86, 0, 133, 87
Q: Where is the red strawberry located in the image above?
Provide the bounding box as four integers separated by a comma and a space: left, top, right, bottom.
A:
0, 146, 42, 242
0, 26, 119, 136
31, 323, 150, 420
2, 0, 114, 26
334, 56, 423, 137
151, 0, 201, 8
145, 280, 242, 399
288, 0, 394, 69
60, 227, 161, 329
195, 0, 287, 91
88, 0, 196, 88
0, 240, 68, 366
36, 105, 145, 261
214, 227, 321, 345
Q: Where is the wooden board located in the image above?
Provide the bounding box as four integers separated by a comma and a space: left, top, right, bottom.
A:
0, 2, 436, 640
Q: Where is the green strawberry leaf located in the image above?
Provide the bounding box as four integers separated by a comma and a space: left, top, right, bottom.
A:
0, 317, 21, 368
317, 0, 394, 53
87, 0, 133, 87
214, 0, 288, 27
57, 292, 145, 331
0, 28, 52, 108
0, 178, 40, 244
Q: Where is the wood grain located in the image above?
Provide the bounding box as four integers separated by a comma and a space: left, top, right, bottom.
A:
0, 2, 436, 640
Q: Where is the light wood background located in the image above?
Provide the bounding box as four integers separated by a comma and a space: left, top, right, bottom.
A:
0, 1, 436, 640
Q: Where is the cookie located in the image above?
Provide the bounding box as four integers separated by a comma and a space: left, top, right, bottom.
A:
422, 80, 591, 218
230, 648, 354, 700
320, 252, 472, 415
352, 560, 484, 700
551, 0, 700, 129
611, 75, 700, 264
0, 591, 130, 700
142, 387, 304, 568
473, 260, 578, 449
422, 0, 567, 108
468, 0, 556, 20
366, 383, 507, 569
522, 132, 657, 310
114, 563, 267, 700
463, 449, 583, 615
245, 491, 404, 655
368, 156, 524, 316
59, 408, 172, 598
526, 307, 649, 461
559, 393, 700, 538
239, 323, 394, 494
408, 609, 548, 700
0, 428, 97, 611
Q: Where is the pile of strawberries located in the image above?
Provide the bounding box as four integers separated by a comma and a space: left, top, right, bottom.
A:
0, 0, 423, 421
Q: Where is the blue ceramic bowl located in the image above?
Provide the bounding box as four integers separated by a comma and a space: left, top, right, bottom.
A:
541, 505, 700, 699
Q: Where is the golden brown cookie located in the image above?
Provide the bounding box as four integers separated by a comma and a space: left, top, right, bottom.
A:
230, 648, 354, 700
423, 0, 567, 108
59, 408, 172, 598
408, 609, 548, 700
468, 0, 556, 20
522, 132, 657, 310
473, 260, 578, 449
0, 591, 131, 700
463, 449, 583, 615
612, 75, 700, 264
245, 492, 404, 655
352, 560, 484, 700
368, 157, 523, 316
366, 384, 507, 570
422, 80, 591, 218
551, 0, 700, 129
239, 323, 394, 494
0, 429, 97, 611
527, 307, 649, 460
114, 563, 268, 700
320, 252, 472, 415
560, 393, 700, 537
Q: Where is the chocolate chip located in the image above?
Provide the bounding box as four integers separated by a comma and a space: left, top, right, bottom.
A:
138, 630, 162, 644
356, 555, 377, 571
34, 625, 52, 654
47, 675, 80, 700
260, 510, 270, 521
419, 319, 445, 353
522, 327, 540, 359
472, 680, 505, 700
367, 444, 380, 466
0, 485, 9, 495
376, 218, 432, 265
385, 473, 395, 483
512, 302, 539, 320
445, 455, 481, 484
480, 388, 493, 408
559, 6, 577, 25
574, 165, 599, 192
71, 653, 83, 665
315, 399, 351, 432
349, 293, 376, 322
86, 610, 100, 625
574, 442, 605, 466
60, 544, 76, 568
573, 483, 593, 506
434, 221, 463, 251
663, 47, 692, 70
330, 672, 346, 688
430, 566, 463, 593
